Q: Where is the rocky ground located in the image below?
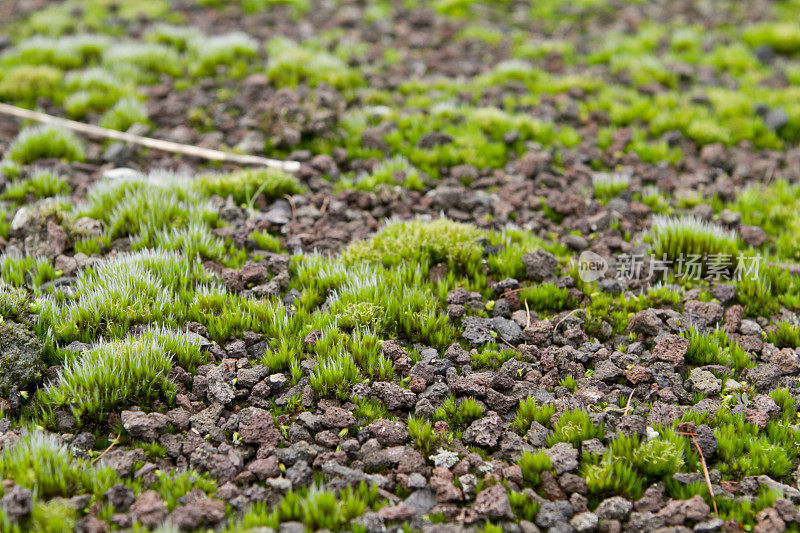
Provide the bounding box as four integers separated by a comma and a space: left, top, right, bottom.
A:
3, 0, 800, 532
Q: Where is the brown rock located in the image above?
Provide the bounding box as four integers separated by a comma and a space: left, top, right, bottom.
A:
657, 495, 710, 525
130, 490, 167, 529
626, 364, 652, 384
473, 483, 513, 520
652, 334, 690, 367
321, 406, 356, 428
238, 408, 281, 447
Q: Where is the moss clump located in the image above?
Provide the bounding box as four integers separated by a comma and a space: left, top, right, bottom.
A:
265, 37, 364, 90
194, 168, 304, 205
0, 282, 33, 320
0, 65, 63, 105
98, 97, 149, 131
1, 170, 70, 202
743, 22, 800, 54
38, 334, 176, 422
0, 432, 117, 499
548, 409, 604, 447
518, 450, 553, 486
512, 398, 556, 434
649, 215, 740, 272
5, 125, 85, 165
343, 218, 483, 274
187, 32, 258, 76
765, 321, 800, 349
235, 482, 384, 531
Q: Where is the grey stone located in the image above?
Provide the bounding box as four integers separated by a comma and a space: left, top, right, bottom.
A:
545, 442, 579, 474
493, 316, 523, 345
0, 321, 44, 397
595, 496, 632, 521
522, 249, 559, 281
570, 511, 598, 533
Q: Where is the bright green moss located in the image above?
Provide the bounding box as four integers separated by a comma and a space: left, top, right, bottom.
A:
766, 321, 800, 349
194, 168, 304, 205
98, 97, 149, 130
251, 230, 284, 253
37, 249, 210, 343
0, 255, 60, 289
714, 410, 797, 480
548, 409, 604, 447
408, 415, 438, 454
512, 398, 556, 434
1, 34, 111, 70
0, 65, 63, 105
1, 170, 69, 202
743, 22, 800, 54
518, 283, 575, 313
342, 218, 483, 274
266, 37, 364, 90
38, 334, 177, 422
649, 215, 740, 267
233, 482, 383, 531
5, 125, 85, 165
188, 32, 258, 76
518, 450, 552, 486
0, 431, 117, 498
433, 396, 485, 429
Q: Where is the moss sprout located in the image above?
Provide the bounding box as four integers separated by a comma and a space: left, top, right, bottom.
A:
5, 125, 86, 165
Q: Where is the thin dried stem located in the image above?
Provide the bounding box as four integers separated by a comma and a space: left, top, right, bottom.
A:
677, 430, 719, 516
0, 102, 300, 173
91, 433, 121, 464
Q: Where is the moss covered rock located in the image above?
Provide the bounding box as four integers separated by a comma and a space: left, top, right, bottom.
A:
0, 321, 44, 396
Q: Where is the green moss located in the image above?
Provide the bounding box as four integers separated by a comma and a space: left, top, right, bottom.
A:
649, 215, 740, 270
518, 283, 575, 313
343, 218, 483, 274
0, 282, 33, 320
102, 42, 183, 79
592, 171, 629, 202
38, 334, 178, 422
518, 450, 552, 486
548, 409, 604, 447
190, 32, 258, 77
1, 170, 70, 202
408, 415, 438, 455
512, 398, 556, 434
714, 411, 797, 480
98, 97, 149, 131
343, 156, 425, 192
37, 249, 210, 343
1, 255, 60, 289
266, 37, 364, 90
234, 482, 383, 532
152, 470, 217, 511
5, 125, 85, 165
194, 168, 304, 205
471, 344, 517, 369
433, 396, 485, 429
508, 489, 540, 522
0, 65, 63, 105
765, 322, 800, 349
743, 22, 800, 54
251, 230, 284, 253
0, 431, 117, 498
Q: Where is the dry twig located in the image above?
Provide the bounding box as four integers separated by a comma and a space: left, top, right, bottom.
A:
677, 430, 719, 516
91, 432, 121, 464
0, 102, 300, 173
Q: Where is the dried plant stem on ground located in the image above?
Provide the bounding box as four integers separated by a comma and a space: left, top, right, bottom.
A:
0, 102, 301, 173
